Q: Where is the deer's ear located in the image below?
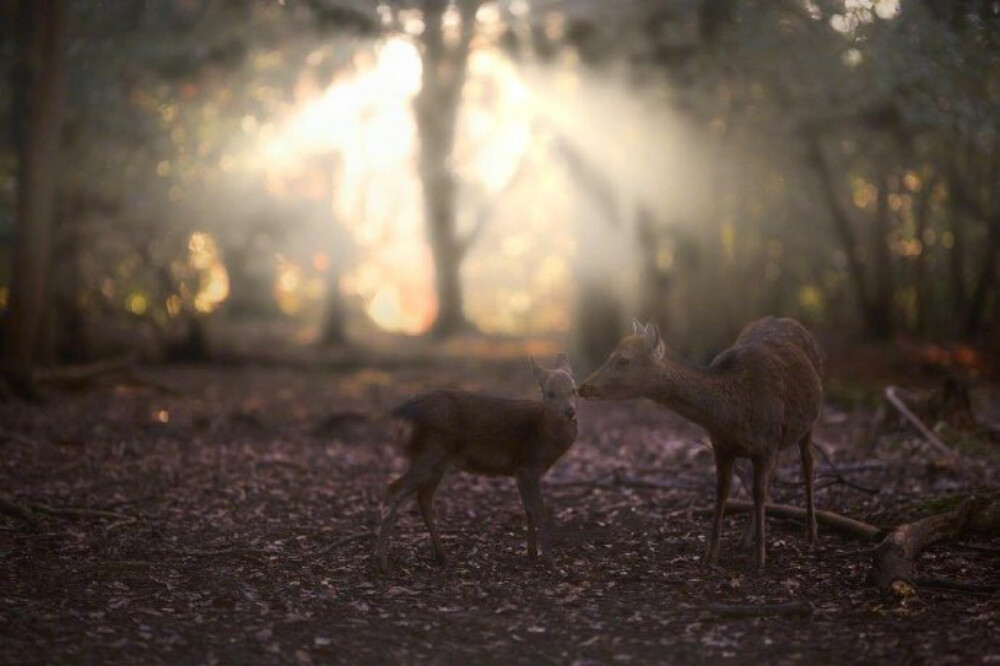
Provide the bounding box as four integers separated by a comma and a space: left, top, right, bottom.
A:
632, 318, 646, 336
530, 356, 549, 386
554, 353, 572, 376
644, 323, 665, 362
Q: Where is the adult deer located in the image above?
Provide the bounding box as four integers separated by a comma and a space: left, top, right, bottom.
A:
579, 318, 823, 568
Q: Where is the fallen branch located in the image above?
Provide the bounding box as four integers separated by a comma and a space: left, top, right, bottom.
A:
884, 386, 957, 459
719, 500, 882, 540
308, 532, 371, 557
1, 496, 134, 523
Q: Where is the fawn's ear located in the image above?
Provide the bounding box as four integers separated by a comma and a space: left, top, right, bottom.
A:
632, 318, 646, 336
554, 353, 573, 376
643, 322, 665, 362
530, 356, 549, 386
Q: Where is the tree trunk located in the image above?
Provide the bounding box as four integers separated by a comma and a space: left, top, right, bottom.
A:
415, 0, 481, 339
319, 270, 347, 346
868, 165, 894, 338
3, 0, 68, 380
965, 217, 1000, 336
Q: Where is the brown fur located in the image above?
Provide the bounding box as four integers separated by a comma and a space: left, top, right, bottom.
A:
579, 317, 824, 568
375, 357, 578, 572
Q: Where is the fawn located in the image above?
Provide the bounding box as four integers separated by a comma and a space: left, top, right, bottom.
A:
579, 318, 823, 568
375, 355, 578, 572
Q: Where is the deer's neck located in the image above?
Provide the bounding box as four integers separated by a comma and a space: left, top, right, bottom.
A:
648, 358, 733, 433
542, 412, 578, 446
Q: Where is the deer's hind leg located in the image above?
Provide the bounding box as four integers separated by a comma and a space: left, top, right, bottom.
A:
416, 460, 448, 565
739, 460, 776, 551
751, 453, 777, 569
375, 437, 448, 573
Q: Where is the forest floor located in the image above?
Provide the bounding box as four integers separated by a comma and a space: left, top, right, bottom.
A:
2, 345, 1000, 665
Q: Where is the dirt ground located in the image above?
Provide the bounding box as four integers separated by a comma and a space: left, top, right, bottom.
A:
2, 356, 999, 665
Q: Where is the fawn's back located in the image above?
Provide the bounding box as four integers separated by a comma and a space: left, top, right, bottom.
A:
392, 389, 577, 476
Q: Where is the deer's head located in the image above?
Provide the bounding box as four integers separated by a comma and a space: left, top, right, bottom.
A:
531, 354, 577, 422
578, 320, 665, 400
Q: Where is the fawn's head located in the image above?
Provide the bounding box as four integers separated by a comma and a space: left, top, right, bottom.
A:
579, 319, 665, 400
531, 354, 578, 422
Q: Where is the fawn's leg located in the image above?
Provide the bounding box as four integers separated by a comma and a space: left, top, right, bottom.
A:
705, 448, 734, 565
751, 454, 776, 569
375, 447, 444, 572
417, 465, 447, 565
800, 430, 818, 544
516, 470, 549, 563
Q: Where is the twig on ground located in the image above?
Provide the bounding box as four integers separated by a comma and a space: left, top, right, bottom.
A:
811, 442, 880, 495
0, 496, 40, 525
308, 532, 371, 557
952, 542, 1000, 556
913, 577, 999, 595
0, 429, 44, 448
703, 600, 813, 617
31, 504, 135, 520
2, 496, 134, 523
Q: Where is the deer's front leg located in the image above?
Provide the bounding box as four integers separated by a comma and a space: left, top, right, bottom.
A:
516, 470, 549, 564
705, 449, 734, 565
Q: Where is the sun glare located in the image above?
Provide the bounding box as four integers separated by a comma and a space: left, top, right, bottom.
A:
187, 232, 230, 314
252, 28, 571, 335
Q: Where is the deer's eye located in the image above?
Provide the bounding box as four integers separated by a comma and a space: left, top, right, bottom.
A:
615, 357, 630, 369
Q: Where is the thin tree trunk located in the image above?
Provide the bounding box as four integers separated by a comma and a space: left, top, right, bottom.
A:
806, 136, 879, 336
415, 0, 481, 338
913, 177, 934, 335
948, 162, 968, 330
869, 165, 894, 338
320, 269, 347, 346
3, 0, 68, 381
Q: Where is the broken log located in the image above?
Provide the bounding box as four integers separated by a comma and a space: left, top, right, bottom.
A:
870, 492, 1000, 598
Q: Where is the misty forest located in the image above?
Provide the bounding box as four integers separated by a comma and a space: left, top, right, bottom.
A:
2, 0, 1000, 663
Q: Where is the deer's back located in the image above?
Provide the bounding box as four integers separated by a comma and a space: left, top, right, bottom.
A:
710, 317, 824, 451
731, 317, 824, 379
391, 390, 556, 474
